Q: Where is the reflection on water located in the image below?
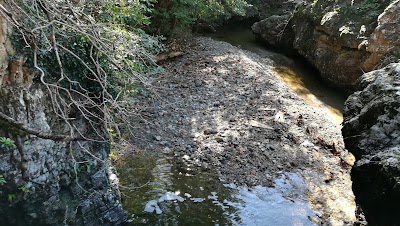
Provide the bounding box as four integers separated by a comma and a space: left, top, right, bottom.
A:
208, 26, 347, 124
226, 173, 317, 226
116, 154, 239, 225
116, 154, 317, 225
273, 66, 345, 124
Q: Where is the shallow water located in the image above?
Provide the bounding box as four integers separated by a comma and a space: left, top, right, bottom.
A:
117, 154, 317, 225
117, 154, 238, 225
208, 26, 347, 124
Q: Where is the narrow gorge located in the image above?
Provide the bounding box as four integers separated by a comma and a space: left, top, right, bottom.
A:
0, 0, 398, 225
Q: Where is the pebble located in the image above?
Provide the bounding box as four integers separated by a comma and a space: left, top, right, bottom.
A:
204, 128, 218, 135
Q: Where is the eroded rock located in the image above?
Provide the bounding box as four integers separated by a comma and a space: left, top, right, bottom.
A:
342, 63, 400, 225
253, 0, 400, 90
0, 9, 126, 225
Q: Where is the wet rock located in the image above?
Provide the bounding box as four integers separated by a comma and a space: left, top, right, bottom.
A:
342, 63, 400, 225
192, 23, 217, 34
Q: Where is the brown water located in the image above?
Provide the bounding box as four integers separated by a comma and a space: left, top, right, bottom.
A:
208, 26, 347, 124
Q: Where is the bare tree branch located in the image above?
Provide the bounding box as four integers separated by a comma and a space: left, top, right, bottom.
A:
0, 111, 82, 141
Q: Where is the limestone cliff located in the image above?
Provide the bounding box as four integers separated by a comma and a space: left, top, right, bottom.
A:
253, 0, 399, 90
0, 4, 127, 226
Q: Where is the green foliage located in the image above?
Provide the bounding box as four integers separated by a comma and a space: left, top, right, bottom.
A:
18, 184, 30, 193
7, 0, 167, 142
0, 137, 16, 149
7, 194, 16, 202
151, 0, 250, 34
98, 0, 156, 28
0, 175, 6, 186
357, 0, 381, 12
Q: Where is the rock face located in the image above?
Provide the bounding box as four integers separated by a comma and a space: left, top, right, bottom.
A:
253, 0, 400, 90
251, 14, 295, 51
0, 8, 126, 226
342, 63, 400, 225
250, 0, 298, 50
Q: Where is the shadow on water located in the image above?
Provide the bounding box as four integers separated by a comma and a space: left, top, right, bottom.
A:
207, 26, 348, 124
116, 153, 240, 225
116, 152, 317, 225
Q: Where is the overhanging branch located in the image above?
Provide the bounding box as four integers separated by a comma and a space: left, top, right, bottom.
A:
0, 111, 82, 141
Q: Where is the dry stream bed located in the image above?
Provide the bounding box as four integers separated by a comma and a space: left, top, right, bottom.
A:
115, 32, 358, 225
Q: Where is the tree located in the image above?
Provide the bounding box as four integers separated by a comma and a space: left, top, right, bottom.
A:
151, 0, 250, 34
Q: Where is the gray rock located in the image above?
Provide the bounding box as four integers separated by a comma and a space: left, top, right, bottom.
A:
252, 14, 294, 49
342, 63, 400, 225
204, 128, 218, 135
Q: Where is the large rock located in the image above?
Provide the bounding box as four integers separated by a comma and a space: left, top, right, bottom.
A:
342, 63, 400, 225
0, 71, 127, 226
251, 14, 295, 51
251, 0, 300, 50
253, 0, 400, 90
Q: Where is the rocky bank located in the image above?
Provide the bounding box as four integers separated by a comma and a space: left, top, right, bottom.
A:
252, 0, 400, 90
251, 0, 400, 224
342, 63, 400, 225
127, 36, 358, 225
0, 8, 126, 226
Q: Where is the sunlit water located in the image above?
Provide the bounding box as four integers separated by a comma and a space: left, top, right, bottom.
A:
117, 154, 317, 225
207, 26, 347, 124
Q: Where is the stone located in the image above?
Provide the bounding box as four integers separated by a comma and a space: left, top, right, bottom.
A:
203, 128, 218, 135
0, 11, 127, 225
251, 14, 295, 50
342, 63, 400, 225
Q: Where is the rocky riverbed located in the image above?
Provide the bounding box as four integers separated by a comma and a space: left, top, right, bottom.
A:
117, 36, 361, 225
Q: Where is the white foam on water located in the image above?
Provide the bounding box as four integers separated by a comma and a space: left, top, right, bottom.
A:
144, 200, 162, 214
144, 191, 185, 214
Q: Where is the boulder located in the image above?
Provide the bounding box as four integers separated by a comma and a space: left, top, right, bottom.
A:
251, 14, 295, 50
342, 63, 400, 225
